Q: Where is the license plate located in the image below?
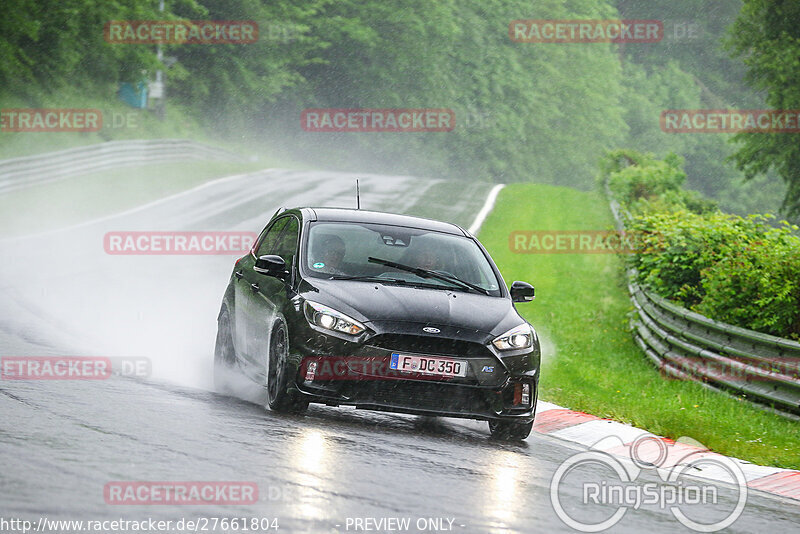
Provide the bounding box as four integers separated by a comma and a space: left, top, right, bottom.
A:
390, 353, 468, 377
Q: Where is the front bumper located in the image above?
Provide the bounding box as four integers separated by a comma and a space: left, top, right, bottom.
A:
289, 326, 540, 422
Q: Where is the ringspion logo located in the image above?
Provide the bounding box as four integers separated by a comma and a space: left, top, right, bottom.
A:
1, 109, 102, 132
104, 231, 257, 255
104, 482, 258, 505
661, 109, 800, 133
104, 21, 258, 44
301, 108, 455, 132
509, 20, 663, 43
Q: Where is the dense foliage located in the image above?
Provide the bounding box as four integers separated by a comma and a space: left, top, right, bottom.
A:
727, 0, 800, 219
604, 150, 800, 339
1, 0, 796, 218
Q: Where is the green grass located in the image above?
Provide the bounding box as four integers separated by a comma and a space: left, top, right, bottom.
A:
0, 160, 270, 237
404, 181, 495, 229
478, 183, 800, 469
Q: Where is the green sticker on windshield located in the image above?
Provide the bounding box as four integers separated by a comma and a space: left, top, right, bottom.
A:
313, 262, 325, 269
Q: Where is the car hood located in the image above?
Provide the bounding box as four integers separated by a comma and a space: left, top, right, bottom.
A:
300, 279, 524, 337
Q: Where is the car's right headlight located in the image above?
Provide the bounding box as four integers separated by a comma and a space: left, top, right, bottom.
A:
492, 324, 533, 351
304, 300, 366, 336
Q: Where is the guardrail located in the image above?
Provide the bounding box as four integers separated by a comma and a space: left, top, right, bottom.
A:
605, 179, 800, 416
0, 139, 241, 194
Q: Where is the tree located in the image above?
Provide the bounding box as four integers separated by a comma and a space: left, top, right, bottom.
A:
727, 0, 800, 218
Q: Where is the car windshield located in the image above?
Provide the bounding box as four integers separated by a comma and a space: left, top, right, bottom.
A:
304, 221, 502, 296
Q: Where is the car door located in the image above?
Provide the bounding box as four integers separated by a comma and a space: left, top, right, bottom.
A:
234, 217, 287, 370
242, 216, 300, 380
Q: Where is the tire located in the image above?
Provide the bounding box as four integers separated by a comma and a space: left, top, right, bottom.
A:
213, 307, 236, 392
488, 419, 534, 440
266, 321, 308, 414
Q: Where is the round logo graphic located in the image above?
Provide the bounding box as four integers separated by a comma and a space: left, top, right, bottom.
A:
550, 435, 747, 532
313, 262, 325, 269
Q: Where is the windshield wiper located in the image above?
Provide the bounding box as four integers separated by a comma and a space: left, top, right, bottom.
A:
328, 274, 408, 284
367, 257, 490, 295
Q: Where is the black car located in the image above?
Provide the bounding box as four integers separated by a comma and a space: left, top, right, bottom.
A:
214, 207, 540, 439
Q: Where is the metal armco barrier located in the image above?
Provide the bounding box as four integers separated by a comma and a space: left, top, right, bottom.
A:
0, 139, 240, 194
605, 178, 800, 416
629, 276, 800, 415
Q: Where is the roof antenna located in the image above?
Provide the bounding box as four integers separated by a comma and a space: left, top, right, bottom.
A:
356, 179, 361, 210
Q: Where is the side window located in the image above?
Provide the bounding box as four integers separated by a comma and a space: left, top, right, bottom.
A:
273, 217, 300, 270
255, 218, 288, 257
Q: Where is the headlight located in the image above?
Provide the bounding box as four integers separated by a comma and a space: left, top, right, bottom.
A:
492, 324, 533, 351
304, 300, 366, 336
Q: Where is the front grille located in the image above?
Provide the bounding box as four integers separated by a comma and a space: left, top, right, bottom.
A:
367, 334, 490, 357
356, 381, 488, 414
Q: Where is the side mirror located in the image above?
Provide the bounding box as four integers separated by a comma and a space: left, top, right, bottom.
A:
254, 255, 287, 278
510, 281, 535, 302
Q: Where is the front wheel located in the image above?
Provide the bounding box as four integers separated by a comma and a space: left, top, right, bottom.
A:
488, 419, 534, 440
266, 321, 308, 414
213, 307, 236, 393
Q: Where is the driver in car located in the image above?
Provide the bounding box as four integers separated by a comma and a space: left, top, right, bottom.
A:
405, 245, 442, 272
315, 235, 347, 275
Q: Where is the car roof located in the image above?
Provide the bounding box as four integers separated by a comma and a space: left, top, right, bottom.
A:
295, 207, 469, 236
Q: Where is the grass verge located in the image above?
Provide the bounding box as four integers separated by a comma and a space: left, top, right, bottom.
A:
478, 183, 800, 469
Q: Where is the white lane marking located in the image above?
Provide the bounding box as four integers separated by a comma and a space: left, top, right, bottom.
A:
467, 183, 504, 235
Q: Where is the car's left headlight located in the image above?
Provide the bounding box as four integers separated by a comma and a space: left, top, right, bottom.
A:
304, 300, 366, 336
492, 324, 533, 351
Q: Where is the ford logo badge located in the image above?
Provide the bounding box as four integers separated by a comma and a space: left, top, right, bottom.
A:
422, 327, 441, 334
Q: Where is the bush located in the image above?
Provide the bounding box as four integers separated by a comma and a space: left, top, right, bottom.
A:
603, 150, 717, 215
626, 211, 800, 339
697, 222, 800, 338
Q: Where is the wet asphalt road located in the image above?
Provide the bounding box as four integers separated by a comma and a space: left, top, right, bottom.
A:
1, 169, 799, 533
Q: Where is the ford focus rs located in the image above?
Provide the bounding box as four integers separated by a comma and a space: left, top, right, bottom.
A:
214, 207, 540, 439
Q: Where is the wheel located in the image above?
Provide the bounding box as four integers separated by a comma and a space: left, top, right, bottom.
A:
213, 307, 236, 392
488, 419, 534, 440
266, 321, 308, 414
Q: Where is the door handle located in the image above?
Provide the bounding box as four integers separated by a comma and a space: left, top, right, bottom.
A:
234, 270, 243, 280
250, 283, 259, 292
